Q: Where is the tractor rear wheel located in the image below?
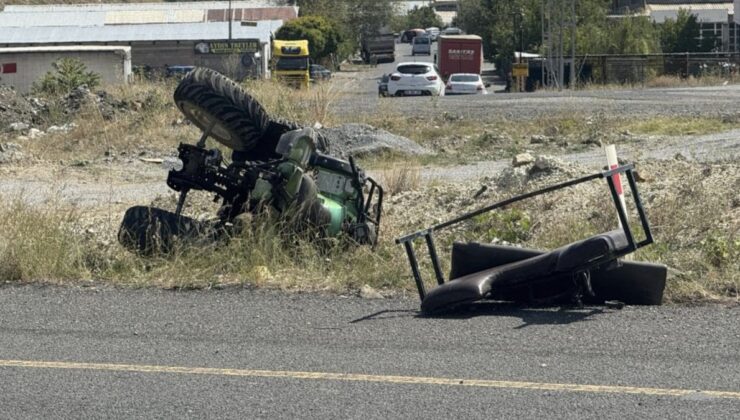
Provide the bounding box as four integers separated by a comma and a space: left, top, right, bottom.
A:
174, 67, 270, 152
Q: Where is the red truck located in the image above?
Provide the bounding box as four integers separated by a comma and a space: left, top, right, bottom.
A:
436, 35, 483, 80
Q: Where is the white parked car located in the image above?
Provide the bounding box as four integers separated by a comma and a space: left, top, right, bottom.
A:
388, 62, 445, 97
426, 27, 440, 41
442, 26, 463, 35
445, 73, 489, 95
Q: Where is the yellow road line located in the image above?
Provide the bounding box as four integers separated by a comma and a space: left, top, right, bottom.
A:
1, 359, 738, 400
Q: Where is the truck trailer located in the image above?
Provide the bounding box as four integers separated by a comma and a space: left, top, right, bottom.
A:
436, 35, 482, 80
360, 31, 395, 64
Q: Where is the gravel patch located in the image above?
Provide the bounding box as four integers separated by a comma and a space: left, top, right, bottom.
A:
333, 85, 740, 122
321, 123, 433, 158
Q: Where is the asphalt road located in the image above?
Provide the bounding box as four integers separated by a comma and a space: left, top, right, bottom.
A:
1, 285, 738, 419
334, 43, 740, 122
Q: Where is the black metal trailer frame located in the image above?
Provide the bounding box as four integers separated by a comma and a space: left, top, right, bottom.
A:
396, 164, 655, 303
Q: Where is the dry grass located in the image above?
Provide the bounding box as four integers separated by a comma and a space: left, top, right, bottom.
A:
242, 78, 342, 127
378, 165, 422, 196
0, 194, 413, 294
622, 116, 740, 136
646, 74, 740, 89
574, 74, 740, 90
1, 159, 738, 303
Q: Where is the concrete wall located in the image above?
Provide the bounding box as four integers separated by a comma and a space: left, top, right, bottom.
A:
0, 47, 131, 93
130, 41, 195, 68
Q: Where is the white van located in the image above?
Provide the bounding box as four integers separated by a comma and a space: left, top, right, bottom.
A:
411, 35, 432, 56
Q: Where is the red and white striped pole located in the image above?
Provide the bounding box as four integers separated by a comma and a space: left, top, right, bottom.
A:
605, 144, 628, 227
605, 144, 633, 260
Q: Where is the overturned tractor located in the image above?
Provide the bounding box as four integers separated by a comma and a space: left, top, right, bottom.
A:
119, 68, 382, 254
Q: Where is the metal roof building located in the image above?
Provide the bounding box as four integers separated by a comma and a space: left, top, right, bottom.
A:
644, 1, 738, 52
646, 1, 734, 23
0, 1, 298, 79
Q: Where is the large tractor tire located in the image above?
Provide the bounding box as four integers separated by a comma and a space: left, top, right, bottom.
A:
118, 206, 213, 255
174, 67, 270, 152
174, 68, 330, 162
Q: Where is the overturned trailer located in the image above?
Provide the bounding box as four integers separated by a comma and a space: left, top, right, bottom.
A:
397, 165, 667, 314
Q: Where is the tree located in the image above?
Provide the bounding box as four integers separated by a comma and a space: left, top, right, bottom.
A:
292, 0, 394, 60
456, 0, 543, 69
457, 1, 666, 60
601, 16, 661, 54
660, 9, 716, 53
275, 15, 342, 61
405, 6, 443, 30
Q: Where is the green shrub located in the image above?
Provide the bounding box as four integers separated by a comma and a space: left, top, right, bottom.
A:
34, 58, 101, 96
701, 233, 740, 268
470, 209, 532, 243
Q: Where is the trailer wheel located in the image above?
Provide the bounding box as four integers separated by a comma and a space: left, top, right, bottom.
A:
174, 67, 269, 152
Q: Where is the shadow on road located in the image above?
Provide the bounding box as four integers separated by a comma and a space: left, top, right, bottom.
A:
349, 303, 607, 328
349, 309, 419, 324
423, 302, 606, 329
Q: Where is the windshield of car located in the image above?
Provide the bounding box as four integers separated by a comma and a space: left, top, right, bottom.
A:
276, 57, 308, 71
450, 74, 480, 82
397, 65, 431, 75
414, 37, 430, 45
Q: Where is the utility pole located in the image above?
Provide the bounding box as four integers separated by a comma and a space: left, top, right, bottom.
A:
558, 2, 564, 90
520, 9, 525, 64
541, 0, 546, 88
228, 0, 233, 44
570, 0, 576, 88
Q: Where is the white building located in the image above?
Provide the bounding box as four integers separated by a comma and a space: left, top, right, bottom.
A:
0, 2, 298, 78
0, 46, 132, 93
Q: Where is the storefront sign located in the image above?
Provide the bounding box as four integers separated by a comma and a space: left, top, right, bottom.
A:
195, 40, 260, 54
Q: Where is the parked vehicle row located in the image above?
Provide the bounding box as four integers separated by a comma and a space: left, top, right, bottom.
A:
400, 26, 463, 43
374, 27, 490, 98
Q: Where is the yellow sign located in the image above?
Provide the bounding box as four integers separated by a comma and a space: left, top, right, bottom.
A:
512, 63, 529, 78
